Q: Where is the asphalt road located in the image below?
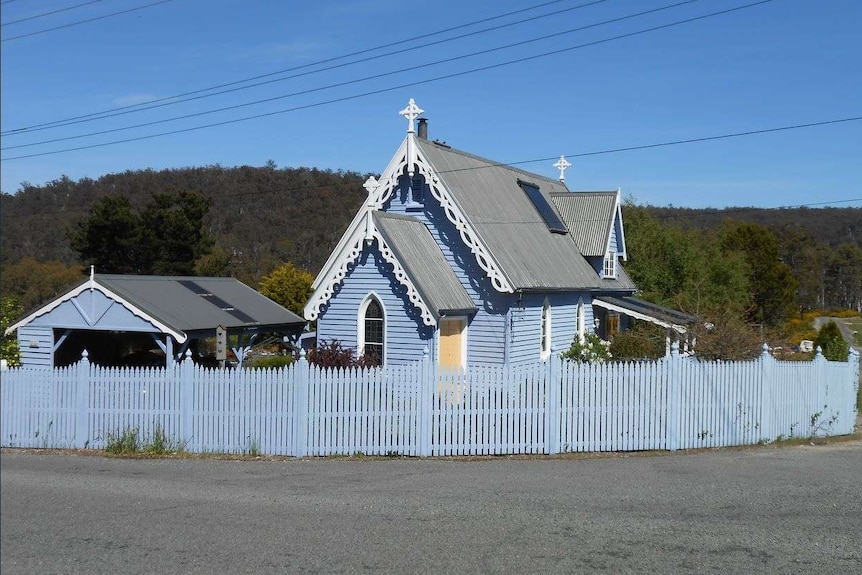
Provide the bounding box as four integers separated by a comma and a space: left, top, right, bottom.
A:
2, 444, 861, 575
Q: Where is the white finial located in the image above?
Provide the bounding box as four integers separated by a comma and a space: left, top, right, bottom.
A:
553, 155, 571, 183
399, 98, 424, 133
90, 265, 95, 281
363, 175, 379, 195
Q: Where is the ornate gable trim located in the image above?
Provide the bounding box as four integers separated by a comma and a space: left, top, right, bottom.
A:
305, 133, 515, 322
303, 223, 436, 327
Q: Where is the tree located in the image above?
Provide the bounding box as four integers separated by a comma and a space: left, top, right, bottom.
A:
140, 191, 213, 275
258, 262, 314, 316
70, 195, 144, 273
0, 258, 83, 311
813, 321, 849, 361
70, 192, 212, 275
1, 296, 23, 366
719, 221, 797, 326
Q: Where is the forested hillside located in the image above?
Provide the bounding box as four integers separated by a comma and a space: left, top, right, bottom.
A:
1, 164, 860, 316
1, 164, 369, 284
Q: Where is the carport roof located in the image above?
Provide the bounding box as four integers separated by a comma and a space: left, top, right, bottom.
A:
7, 274, 306, 342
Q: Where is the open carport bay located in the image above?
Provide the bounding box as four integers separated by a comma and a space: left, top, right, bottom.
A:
2, 444, 861, 574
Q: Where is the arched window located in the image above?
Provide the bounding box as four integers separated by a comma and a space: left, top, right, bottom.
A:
360, 296, 384, 365
541, 298, 552, 360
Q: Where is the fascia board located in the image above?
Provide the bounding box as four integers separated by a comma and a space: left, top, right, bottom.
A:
6, 278, 188, 342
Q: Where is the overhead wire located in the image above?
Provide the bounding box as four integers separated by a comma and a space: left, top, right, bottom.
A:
1, 0, 588, 134
1, 0, 705, 148
1, 0, 179, 42
1, 0, 780, 159
1, 0, 110, 27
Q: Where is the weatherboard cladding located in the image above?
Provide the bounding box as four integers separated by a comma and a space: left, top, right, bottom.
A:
315, 247, 433, 364
95, 275, 304, 334
416, 139, 605, 291
384, 174, 509, 365
373, 212, 476, 317
551, 192, 617, 257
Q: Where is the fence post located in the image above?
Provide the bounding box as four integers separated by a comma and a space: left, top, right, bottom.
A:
812, 346, 827, 437
75, 350, 91, 449
666, 341, 680, 451
293, 349, 309, 457
545, 348, 560, 454
179, 350, 194, 450
850, 348, 860, 422
418, 347, 432, 457
759, 343, 773, 443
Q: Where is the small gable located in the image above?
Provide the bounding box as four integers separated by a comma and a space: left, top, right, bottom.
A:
26, 288, 162, 333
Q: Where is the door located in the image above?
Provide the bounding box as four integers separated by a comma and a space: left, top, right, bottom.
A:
438, 317, 466, 370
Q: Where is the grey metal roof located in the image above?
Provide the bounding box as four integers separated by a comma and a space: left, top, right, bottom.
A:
551, 191, 617, 257
374, 212, 476, 318
595, 295, 697, 326
599, 264, 637, 291
417, 139, 611, 291
96, 274, 305, 335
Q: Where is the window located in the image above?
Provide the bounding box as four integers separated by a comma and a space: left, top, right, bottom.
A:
603, 252, 617, 278
360, 296, 384, 365
519, 180, 567, 234
541, 298, 552, 359
607, 313, 620, 338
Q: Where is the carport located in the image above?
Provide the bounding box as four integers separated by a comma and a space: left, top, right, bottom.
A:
5, 271, 306, 368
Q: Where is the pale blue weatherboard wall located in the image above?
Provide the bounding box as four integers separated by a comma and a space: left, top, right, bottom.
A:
385, 174, 508, 365
26, 290, 162, 332
508, 293, 594, 364
316, 241, 433, 364
17, 326, 53, 367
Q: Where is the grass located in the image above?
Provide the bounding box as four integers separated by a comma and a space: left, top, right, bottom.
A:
104, 424, 184, 456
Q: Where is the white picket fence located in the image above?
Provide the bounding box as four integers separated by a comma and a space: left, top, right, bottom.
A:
1, 345, 858, 456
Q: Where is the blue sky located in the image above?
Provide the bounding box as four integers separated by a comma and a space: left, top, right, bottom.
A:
1, 0, 860, 208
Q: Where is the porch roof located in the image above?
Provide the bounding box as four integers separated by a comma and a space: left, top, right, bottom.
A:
593, 296, 697, 334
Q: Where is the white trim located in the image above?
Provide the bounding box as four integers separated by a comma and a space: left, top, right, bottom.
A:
411, 146, 514, 293
304, 227, 437, 327
540, 298, 552, 360
591, 298, 687, 334
305, 135, 516, 321
437, 315, 468, 369
577, 298, 585, 343
614, 190, 628, 261
602, 252, 617, 279
5, 277, 186, 342
357, 293, 386, 365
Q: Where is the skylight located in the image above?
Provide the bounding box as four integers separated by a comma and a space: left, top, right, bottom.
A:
519, 180, 567, 234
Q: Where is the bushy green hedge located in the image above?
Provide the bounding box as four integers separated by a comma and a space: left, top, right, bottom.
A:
813, 321, 849, 361
245, 354, 294, 369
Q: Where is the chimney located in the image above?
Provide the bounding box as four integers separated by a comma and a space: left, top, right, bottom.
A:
417, 118, 428, 140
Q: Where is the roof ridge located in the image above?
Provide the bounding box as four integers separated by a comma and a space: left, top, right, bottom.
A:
420, 139, 563, 187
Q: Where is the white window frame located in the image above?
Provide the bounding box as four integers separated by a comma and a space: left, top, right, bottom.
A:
540, 298, 552, 360
357, 293, 386, 365
577, 298, 585, 343
602, 252, 617, 279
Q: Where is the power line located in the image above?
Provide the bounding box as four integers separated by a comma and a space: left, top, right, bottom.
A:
3, 117, 860, 211
1, 0, 581, 134
1, 0, 179, 42
1, 0, 777, 158
1, 0, 110, 27
2, 0, 610, 135
2, 0, 704, 149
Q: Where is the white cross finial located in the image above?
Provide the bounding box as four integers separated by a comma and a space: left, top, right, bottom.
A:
553, 155, 572, 183
399, 98, 424, 133
363, 175, 379, 195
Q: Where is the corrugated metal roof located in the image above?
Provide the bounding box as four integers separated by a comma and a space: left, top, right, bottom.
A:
96, 274, 305, 334
595, 295, 696, 326
551, 192, 617, 256
417, 139, 613, 291
374, 212, 476, 317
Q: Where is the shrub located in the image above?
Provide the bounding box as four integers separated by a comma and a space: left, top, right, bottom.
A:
307, 340, 377, 368
246, 354, 293, 369
813, 321, 849, 361
561, 333, 611, 363
609, 322, 666, 360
